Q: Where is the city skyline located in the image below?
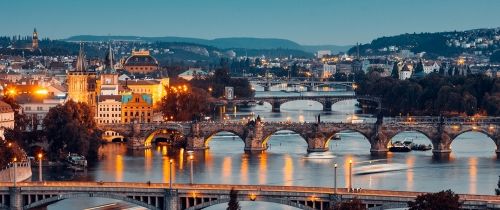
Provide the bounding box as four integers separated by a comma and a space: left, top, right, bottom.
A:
2, 0, 500, 45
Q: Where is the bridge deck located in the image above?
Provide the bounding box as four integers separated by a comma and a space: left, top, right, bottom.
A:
1, 182, 499, 203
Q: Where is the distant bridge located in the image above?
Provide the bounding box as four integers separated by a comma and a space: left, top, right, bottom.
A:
234, 95, 381, 112
241, 77, 354, 91
98, 116, 500, 158
1, 182, 500, 210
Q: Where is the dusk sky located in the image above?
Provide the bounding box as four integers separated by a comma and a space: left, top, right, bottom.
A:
2, 0, 500, 45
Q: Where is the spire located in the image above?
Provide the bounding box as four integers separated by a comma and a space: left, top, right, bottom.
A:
104, 42, 115, 73
75, 42, 87, 72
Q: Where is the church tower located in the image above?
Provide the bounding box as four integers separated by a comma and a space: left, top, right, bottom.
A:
32, 28, 39, 50
67, 43, 97, 107
98, 42, 119, 95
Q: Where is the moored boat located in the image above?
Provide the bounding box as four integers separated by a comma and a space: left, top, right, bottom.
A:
65, 153, 87, 171
388, 141, 411, 152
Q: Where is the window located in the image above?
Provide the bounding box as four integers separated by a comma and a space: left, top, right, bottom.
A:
25, 106, 31, 111
124, 112, 127, 116
37, 107, 43, 111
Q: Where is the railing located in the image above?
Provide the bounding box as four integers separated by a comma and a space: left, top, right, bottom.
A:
384, 116, 500, 125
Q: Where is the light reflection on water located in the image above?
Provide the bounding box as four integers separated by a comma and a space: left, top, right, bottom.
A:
44, 100, 499, 210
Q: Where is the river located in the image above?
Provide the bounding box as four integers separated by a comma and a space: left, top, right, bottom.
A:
38, 89, 499, 210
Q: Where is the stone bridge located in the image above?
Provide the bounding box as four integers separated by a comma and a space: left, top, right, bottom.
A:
249, 80, 354, 91
1, 182, 500, 210
231, 95, 381, 112
98, 116, 500, 158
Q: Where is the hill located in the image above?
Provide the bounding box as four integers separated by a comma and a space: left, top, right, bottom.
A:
348, 28, 500, 58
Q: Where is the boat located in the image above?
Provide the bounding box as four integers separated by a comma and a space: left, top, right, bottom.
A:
332, 134, 341, 140
354, 163, 408, 175
388, 141, 411, 152
303, 152, 336, 159
65, 153, 88, 171
411, 144, 432, 151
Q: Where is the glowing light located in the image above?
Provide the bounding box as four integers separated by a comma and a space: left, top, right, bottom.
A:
35, 89, 48, 95
249, 193, 257, 201
13, 157, 17, 162
37, 153, 43, 159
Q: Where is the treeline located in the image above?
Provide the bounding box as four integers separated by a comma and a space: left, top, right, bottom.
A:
355, 71, 500, 116
190, 69, 254, 98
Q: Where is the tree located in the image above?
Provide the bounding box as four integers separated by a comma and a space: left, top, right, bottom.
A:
438, 66, 445, 76
159, 85, 211, 121
43, 100, 102, 161
496, 176, 500, 195
331, 198, 365, 210
407, 190, 461, 210
227, 188, 241, 210
414, 61, 424, 74
391, 62, 399, 79
447, 66, 454, 76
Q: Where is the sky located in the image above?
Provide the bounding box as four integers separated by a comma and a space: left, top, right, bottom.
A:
2, 0, 500, 45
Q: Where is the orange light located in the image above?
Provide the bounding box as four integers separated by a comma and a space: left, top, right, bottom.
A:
7, 89, 16, 95
249, 193, 257, 201
189, 155, 194, 160
34, 89, 48, 95
13, 157, 17, 162
169, 159, 173, 164
38, 153, 43, 159
349, 159, 353, 164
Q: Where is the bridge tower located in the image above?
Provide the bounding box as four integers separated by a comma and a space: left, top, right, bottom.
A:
244, 117, 267, 151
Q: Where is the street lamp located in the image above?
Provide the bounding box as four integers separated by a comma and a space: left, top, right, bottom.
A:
169, 159, 173, 191
38, 153, 43, 182
348, 160, 353, 191
12, 157, 17, 187
189, 154, 194, 184
334, 162, 338, 194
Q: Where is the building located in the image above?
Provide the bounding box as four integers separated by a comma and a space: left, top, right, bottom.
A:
96, 95, 122, 124
121, 93, 153, 123
32, 28, 39, 50
97, 44, 119, 96
18, 96, 64, 130
119, 79, 168, 106
423, 61, 440, 74
67, 44, 97, 108
399, 65, 412, 80
0, 101, 14, 140
123, 50, 159, 74
317, 50, 331, 59
322, 63, 336, 78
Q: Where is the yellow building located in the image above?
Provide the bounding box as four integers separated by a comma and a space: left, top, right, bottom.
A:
121, 93, 153, 123
67, 44, 97, 108
119, 78, 168, 107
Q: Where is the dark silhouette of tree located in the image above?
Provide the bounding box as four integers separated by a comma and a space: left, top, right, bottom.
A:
408, 190, 461, 210
414, 61, 424, 73
391, 62, 399, 79
496, 176, 500, 195
159, 85, 211, 121
438, 66, 445, 76
43, 100, 102, 161
447, 66, 454, 76
330, 198, 366, 210
454, 67, 460, 76
227, 188, 241, 210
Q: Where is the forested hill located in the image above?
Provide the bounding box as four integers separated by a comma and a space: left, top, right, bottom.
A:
348, 28, 500, 59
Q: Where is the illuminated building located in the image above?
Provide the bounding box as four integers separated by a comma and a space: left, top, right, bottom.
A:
67, 43, 97, 108
121, 93, 153, 123
0, 101, 14, 139
96, 43, 119, 95
97, 95, 122, 124
119, 79, 168, 106
123, 50, 159, 74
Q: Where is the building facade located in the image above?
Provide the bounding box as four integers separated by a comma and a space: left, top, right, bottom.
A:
121, 93, 153, 123
0, 101, 14, 140
123, 50, 159, 74
67, 44, 97, 108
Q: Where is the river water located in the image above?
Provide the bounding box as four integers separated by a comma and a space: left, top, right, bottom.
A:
39, 89, 499, 210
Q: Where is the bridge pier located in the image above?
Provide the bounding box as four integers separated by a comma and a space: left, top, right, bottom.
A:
432, 149, 452, 160
307, 136, 329, 152
186, 136, 207, 150
271, 101, 281, 112
322, 101, 332, 111
9, 187, 22, 210
264, 86, 270, 91
306, 86, 313, 91
164, 190, 180, 210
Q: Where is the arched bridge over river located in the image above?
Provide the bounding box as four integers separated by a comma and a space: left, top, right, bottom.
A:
1, 182, 500, 210
99, 116, 500, 158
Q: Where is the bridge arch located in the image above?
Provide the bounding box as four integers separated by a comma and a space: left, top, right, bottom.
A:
205, 130, 246, 148
186, 196, 316, 210
385, 129, 437, 149
280, 100, 323, 111
144, 129, 183, 147
261, 129, 309, 149
324, 129, 372, 149
23, 192, 159, 210
449, 129, 498, 153
102, 130, 125, 142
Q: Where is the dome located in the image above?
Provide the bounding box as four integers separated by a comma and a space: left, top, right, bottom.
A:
124, 50, 158, 67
